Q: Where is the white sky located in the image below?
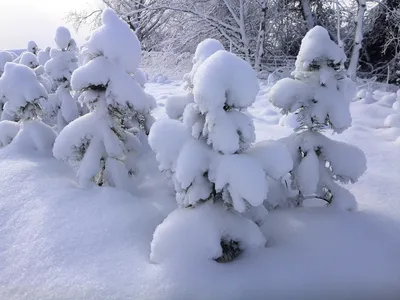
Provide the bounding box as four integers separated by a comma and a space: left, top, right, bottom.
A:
0, 0, 99, 50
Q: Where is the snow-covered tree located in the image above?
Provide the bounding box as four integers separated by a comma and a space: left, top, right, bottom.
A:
53, 9, 156, 191
0, 62, 56, 154
268, 26, 367, 210
165, 38, 224, 120
44, 27, 80, 131
19, 52, 52, 93
0, 52, 14, 118
38, 46, 51, 66
149, 50, 292, 264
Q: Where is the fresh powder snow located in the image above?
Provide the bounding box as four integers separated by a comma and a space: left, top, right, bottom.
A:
0, 14, 399, 300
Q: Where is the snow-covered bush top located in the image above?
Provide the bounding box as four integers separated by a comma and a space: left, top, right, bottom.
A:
193, 39, 224, 67
27, 40, 39, 55
20, 52, 40, 69
193, 50, 259, 113
83, 8, 141, 73
0, 51, 13, 76
45, 27, 78, 87
268, 26, 352, 133
0, 62, 47, 120
186, 39, 224, 89
55, 26, 72, 49
295, 25, 346, 72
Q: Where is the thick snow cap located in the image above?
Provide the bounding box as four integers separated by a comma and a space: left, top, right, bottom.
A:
28, 40, 38, 54
55, 26, 72, 49
296, 26, 346, 70
0, 51, 13, 73
0, 62, 47, 112
86, 8, 141, 73
20, 52, 39, 69
193, 50, 259, 112
193, 39, 224, 65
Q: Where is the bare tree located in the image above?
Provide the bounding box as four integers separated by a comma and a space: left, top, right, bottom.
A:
67, 0, 172, 50
348, 0, 367, 80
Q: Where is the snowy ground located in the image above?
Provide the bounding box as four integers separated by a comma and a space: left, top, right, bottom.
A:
1, 81, 400, 300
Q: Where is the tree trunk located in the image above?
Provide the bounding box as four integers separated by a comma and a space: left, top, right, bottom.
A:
238, 0, 251, 64
255, 0, 268, 72
348, 0, 366, 80
336, 0, 343, 49
300, 0, 315, 31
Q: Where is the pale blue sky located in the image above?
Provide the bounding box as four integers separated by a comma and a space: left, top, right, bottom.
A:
0, 0, 98, 50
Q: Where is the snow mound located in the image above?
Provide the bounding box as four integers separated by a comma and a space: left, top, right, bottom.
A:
150, 201, 266, 263
377, 93, 397, 108
0, 120, 19, 147
1, 79, 400, 299
384, 114, 400, 128
356, 89, 375, 104
12, 120, 57, 155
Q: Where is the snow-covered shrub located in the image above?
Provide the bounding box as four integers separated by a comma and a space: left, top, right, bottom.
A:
38, 46, 51, 66
19, 52, 52, 93
0, 62, 56, 154
384, 90, 400, 128
28, 40, 39, 55
0, 51, 13, 77
355, 89, 375, 104
165, 39, 224, 120
53, 9, 156, 191
44, 27, 80, 131
150, 50, 292, 264
268, 26, 367, 211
